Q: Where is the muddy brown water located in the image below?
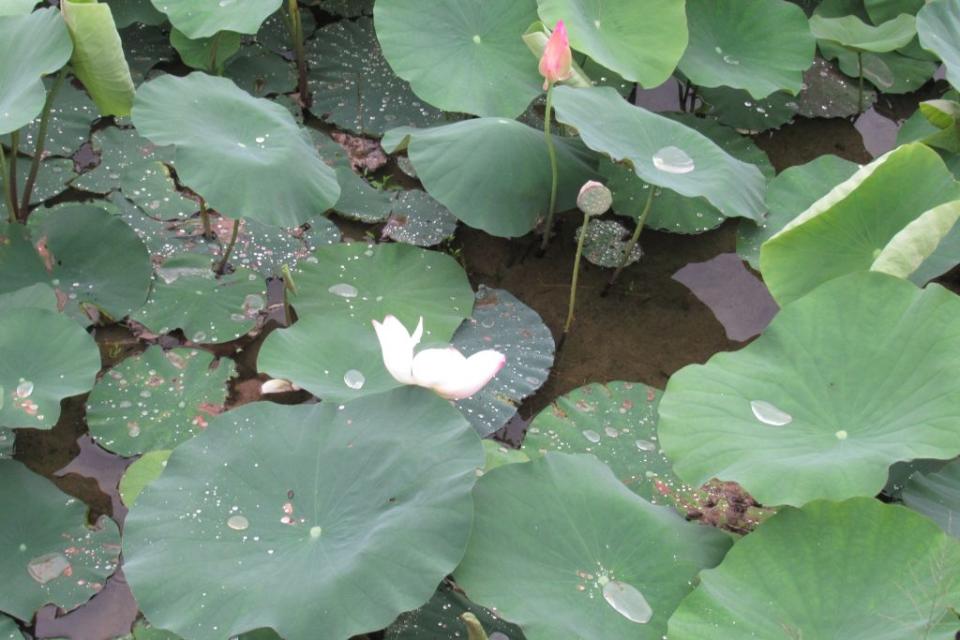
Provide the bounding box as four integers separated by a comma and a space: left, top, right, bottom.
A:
11, 99, 960, 638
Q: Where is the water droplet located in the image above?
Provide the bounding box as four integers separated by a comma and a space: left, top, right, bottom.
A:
16, 380, 34, 398
343, 369, 365, 390
835, 430, 848, 440
652, 146, 695, 174
750, 400, 792, 426
635, 439, 656, 451
582, 429, 601, 444
472, 34, 482, 44
602, 580, 652, 624
309, 525, 322, 538
227, 515, 249, 531
27, 553, 71, 584
328, 283, 358, 298
723, 55, 740, 65
243, 294, 266, 313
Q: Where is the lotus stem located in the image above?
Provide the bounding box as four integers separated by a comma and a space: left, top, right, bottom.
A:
209, 31, 223, 74
21, 69, 65, 214
459, 613, 490, 640
8, 132, 19, 222
286, 0, 310, 108
200, 198, 213, 239
0, 140, 14, 223
216, 218, 240, 275
539, 83, 559, 254
562, 210, 590, 341
857, 52, 864, 114
602, 186, 655, 297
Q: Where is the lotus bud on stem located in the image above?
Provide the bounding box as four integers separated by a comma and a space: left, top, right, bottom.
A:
460, 613, 490, 640
537, 21, 573, 255
601, 185, 655, 297
562, 180, 612, 347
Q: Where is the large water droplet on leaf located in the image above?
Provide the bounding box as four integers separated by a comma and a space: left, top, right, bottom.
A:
16, 380, 34, 399
343, 369, 365, 390
227, 515, 249, 531
27, 552, 71, 585
602, 580, 652, 624
582, 429, 601, 444
328, 283, 358, 298
652, 146, 695, 174
750, 400, 792, 426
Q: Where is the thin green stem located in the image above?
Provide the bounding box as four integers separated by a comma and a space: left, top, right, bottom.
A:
9, 132, 19, 222
0, 141, 14, 223
603, 186, 655, 295
286, 0, 310, 107
210, 31, 223, 74
563, 211, 590, 338
200, 199, 213, 239
21, 69, 65, 214
216, 218, 240, 274
539, 83, 559, 253
857, 52, 864, 114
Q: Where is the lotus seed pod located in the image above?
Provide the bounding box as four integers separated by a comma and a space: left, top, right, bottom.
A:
576, 180, 613, 217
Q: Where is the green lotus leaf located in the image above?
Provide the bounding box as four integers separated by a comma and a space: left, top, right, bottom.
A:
523, 381, 695, 508
737, 154, 859, 269
119, 449, 171, 506
903, 459, 960, 538
659, 271, 960, 507
452, 286, 555, 437
383, 118, 598, 237
71, 125, 173, 195
87, 346, 236, 455
0, 8, 73, 135
132, 257, 267, 343
120, 161, 197, 220
225, 45, 295, 97
306, 17, 446, 136
132, 72, 340, 227
375, 0, 541, 118
865, 0, 924, 25
918, 0, 960, 91
149, 0, 280, 39
454, 452, 732, 639
0, 459, 121, 621
810, 13, 916, 52
870, 200, 960, 278
382, 190, 458, 247
386, 582, 526, 640
536, 0, 687, 87
254, 10, 316, 55
310, 131, 394, 223
481, 439, 530, 473
0, 614, 22, 640
122, 23, 177, 84
697, 85, 798, 132
169, 28, 241, 74
0, 158, 75, 219
0, 307, 99, 429
820, 38, 937, 93
0, 283, 58, 314
604, 112, 774, 234
668, 498, 960, 638
61, 0, 136, 116
309, 0, 371, 17
131, 621, 280, 640
552, 86, 766, 222
794, 56, 877, 117
0, 0, 38, 16
124, 391, 483, 640
106, 0, 165, 27
576, 218, 643, 267
21, 79, 97, 158
760, 143, 960, 305
678, 0, 815, 99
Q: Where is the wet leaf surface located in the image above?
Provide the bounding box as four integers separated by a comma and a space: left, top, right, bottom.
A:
385, 581, 526, 640
577, 219, 643, 268
382, 190, 458, 247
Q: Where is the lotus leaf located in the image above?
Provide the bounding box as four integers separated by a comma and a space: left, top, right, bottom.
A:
382, 190, 458, 247
820, 39, 937, 93
225, 45, 295, 97
386, 582, 526, 640
71, 125, 173, 195
0, 614, 21, 640
811, 13, 917, 52
20, 79, 97, 158
903, 459, 960, 537
119, 449, 171, 506
697, 85, 799, 131
169, 29, 241, 74
106, 0, 164, 27
866, 0, 924, 25
0, 0, 38, 16
918, 0, 960, 91
149, 0, 280, 39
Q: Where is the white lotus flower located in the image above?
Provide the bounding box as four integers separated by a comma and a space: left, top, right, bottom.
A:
372, 315, 506, 401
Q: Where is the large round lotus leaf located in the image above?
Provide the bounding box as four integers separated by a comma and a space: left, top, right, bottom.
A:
290, 242, 474, 339
576, 218, 643, 267
551, 86, 766, 222
225, 45, 295, 97
71, 126, 173, 195
132, 258, 267, 344
678, 0, 815, 99
659, 271, 960, 507
737, 154, 859, 269
169, 28, 242, 74
0, 283, 58, 314
382, 119, 598, 237
149, 0, 280, 39
668, 498, 960, 638
523, 382, 695, 509
811, 13, 916, 52
903, 459, 960, 537
375, 0, 541, 118
0, 307, 99, 429
21, 79, 97, 159
604, 112, 774, 234
454, 452, 732, 640
820, 39, 937, 94
0, 8, 73, 135
306, 17, 446, 136
760, 143, 960, 305
107, 0, 165, 27
0, 460, 121, 621
918, 0, 960, 91
452, 286, 555, 437
87, 347, 235, 456
697, 85, 798, 132
866, 0, 924, 24
124, 390, 483, 640
382, 189, 459, 247
386, 582, 525, 640
28, 204, 154, 323
536, 0, 687, 87
120, 161, 197, 221
132, 72, 340, 227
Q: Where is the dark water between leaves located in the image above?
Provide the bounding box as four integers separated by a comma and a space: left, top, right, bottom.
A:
12, 96, 959, 639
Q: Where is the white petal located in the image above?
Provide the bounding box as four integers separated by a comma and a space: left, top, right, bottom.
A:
428, 349, 506, 401
411, 347, 468, 391
261, 378, 299, 394
372, 315, 418, 384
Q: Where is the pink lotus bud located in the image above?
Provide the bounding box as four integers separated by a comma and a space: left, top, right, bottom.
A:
539, 21, 573, 90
